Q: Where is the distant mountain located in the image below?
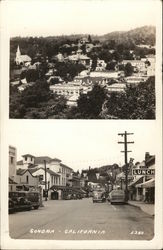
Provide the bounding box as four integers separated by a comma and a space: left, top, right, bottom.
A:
97, 26, 156, 45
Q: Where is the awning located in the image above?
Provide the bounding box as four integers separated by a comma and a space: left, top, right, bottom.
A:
128, 176, 143, 187
136, 178, 155, 188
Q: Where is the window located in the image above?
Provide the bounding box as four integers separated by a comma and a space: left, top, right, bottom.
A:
138, 188, 142, 195
10, 156, 14, 164
25, 156, 27, 161
26, 175, 29, 183
39, 175, 43, 181
31, 157, 33, 161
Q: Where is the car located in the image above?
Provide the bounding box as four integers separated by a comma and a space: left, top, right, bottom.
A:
9, 195, 32, 213
9, 190, 40, 211
76, 194, 82, 199
9, 198, 15, 213
109, 189, 126, 204
92, 190, 106, 203
65, 194, 72, 200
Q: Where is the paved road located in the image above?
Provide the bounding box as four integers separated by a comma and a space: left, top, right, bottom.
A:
9, 198, 154, 240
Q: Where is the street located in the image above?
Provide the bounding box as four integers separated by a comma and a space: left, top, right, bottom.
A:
9, 198, 154, 240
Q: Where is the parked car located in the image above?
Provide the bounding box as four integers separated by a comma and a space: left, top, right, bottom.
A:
76, 194, 82, 199
8, 194, 32, 213
92, 190, 106, 203
9, 190, 40, 212
109, 189, 126, 204
65, 194, 72, 200
9, 198, 15, 213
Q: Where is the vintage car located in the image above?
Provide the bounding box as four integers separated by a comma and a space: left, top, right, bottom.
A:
9, 190, 40, 212
8, 194, 32, 213
109, 189, 126, 204
92, 190, 106, 203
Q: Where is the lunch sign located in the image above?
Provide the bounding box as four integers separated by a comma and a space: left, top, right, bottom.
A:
132, 169, 155, 176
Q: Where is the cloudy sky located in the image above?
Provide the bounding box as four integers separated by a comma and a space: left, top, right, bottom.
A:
7, 120, 158, 171
4, 0, 158, 37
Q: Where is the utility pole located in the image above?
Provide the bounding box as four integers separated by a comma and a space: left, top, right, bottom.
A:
44, 160, 48, 201
118, 131, 134, 201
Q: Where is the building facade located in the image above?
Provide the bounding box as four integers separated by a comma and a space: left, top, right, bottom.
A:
16, 154, 73, 199
9, 146, 17, 181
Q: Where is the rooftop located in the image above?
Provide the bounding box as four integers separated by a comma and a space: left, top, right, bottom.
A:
22, 154, 35, 158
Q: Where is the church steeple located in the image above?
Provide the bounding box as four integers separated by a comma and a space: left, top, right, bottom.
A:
16, 45, 21, 57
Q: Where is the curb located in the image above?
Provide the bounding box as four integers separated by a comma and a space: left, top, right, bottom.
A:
128, 202, 154, 216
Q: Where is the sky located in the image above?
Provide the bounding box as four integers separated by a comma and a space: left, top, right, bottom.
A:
3, 0, 158, 37
7, 120, 158, 171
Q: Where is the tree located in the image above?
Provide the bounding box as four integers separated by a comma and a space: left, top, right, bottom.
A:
25, 69, 39, 82
55, 62, 86, 81
101, 76, 155, 119
76, 84, 106, 118
124, 63, 134, 76
106, 61, 116, 71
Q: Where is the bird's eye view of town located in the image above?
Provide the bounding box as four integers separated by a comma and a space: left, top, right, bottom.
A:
10, 26, 156, 119
1, 0, 162, 249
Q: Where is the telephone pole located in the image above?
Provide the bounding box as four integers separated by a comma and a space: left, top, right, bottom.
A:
118, 131, 134, 201
44, 160, 48, 201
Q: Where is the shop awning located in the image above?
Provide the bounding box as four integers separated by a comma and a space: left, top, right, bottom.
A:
136, 178, 155, 188
128, 176, 143, 187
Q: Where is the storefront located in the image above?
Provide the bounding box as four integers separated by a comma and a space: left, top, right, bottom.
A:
136, 178, 155, 203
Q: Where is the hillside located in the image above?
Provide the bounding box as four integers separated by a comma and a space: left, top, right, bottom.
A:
98, 26, 156, 45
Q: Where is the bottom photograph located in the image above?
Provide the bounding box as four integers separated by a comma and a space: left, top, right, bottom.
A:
8, 122, 155, 241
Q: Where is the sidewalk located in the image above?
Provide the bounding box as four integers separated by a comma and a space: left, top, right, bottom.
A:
128, 200, 154, 216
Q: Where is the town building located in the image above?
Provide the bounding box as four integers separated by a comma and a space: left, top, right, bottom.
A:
124, 76, 148, 85
50, 82, 92, 106
120, 60, 146, 73
136, 44, 155, 49
16, 154, 73, 199
66, 54, 92, 69
90, 71, 124, 79
15, 169, 39, 188
95, 59, 107, 71
9, 146, 17, 191
128, 152, 155, 203
106, 83, 126, 92
15, 45, 31, 66
9, 146, 17, 181
145, 55, 155, 76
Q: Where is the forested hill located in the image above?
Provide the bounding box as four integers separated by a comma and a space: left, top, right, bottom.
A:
97, 26, 156, 45
11, 25, 155, 45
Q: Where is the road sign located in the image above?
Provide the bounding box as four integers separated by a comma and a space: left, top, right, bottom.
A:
132, 169, 155, 176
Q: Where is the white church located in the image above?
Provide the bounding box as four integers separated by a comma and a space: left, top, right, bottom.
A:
15, 45, 32, 66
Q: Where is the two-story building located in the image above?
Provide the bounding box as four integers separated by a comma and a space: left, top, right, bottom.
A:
16, 154, 73, 199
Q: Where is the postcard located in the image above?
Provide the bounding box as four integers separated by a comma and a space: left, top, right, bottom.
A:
0, 0, 162, 249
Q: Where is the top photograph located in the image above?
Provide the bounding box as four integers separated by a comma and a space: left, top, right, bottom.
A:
9, 0, 157, 119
